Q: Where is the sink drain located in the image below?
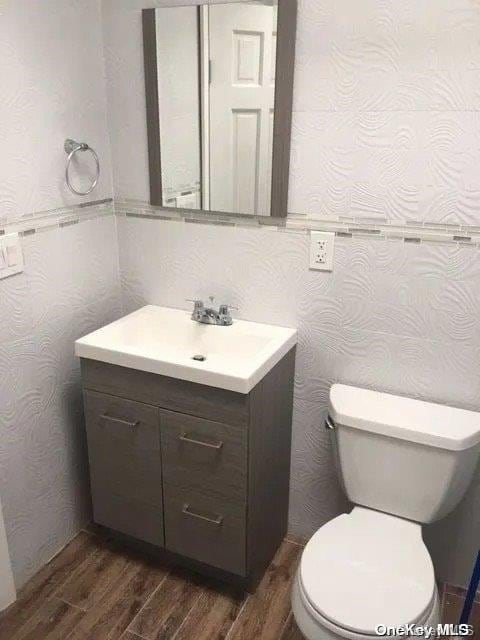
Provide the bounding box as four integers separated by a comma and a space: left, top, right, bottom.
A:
192, 354, 207, 362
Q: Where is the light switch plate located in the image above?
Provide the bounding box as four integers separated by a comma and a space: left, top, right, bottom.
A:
0, 233, 24, 279
309, 231, 334, 271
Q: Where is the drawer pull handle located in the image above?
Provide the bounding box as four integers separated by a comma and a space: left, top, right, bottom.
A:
179, 434, 223, 450
182, 504, 223, 526
101, 413, 139, 428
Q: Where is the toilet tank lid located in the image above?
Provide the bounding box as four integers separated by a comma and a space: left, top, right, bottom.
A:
329, 384, 480, 451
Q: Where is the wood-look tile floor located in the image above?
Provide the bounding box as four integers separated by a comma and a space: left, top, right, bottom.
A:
0, 528, 303, 640
0, 526, 477, 640
442, 585, 480, 640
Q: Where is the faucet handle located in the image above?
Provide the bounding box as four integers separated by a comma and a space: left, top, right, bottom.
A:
186, 299, 204, 311
218, 304, 238, 326
219, 304, 238, 314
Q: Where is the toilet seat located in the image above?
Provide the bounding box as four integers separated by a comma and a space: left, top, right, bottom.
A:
299, 507, 435, 635
293, 571, 439, 640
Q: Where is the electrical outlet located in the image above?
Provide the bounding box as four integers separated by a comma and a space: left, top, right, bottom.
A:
309, 231, 334, 271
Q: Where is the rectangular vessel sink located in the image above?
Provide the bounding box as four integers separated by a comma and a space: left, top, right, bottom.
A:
75, 305, 297, 393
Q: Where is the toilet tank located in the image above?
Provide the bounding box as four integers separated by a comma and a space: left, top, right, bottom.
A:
329, 385, 480, 524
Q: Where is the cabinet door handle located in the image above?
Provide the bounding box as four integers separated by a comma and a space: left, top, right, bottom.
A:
179, 433, 223, 450
182, 504, 223, 526
101, 413, 139, 428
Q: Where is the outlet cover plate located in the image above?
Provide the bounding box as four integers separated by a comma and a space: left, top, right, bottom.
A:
309, 231, 334, 271
0, 233, 24, 280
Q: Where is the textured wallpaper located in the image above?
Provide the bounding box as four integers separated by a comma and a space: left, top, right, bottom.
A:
290, 0, 480, 224
0, 216, 122, 588
0, 0, 118, 589
116, 215, 480, 588
0, 0, 113, 223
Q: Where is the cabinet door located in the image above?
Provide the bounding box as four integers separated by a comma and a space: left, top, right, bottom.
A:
84, 390, 164, 546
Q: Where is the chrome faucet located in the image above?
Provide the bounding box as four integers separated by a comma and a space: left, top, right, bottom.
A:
187, 297, 237, 326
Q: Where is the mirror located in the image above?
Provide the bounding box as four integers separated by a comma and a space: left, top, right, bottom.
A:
143, 0, 296, 217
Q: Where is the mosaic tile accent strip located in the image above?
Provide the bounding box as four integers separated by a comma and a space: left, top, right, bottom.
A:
114, 199, 480, 248
0, 199, 114, 236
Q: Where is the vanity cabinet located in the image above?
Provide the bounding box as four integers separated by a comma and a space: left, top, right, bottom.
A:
80, 347, 295, 588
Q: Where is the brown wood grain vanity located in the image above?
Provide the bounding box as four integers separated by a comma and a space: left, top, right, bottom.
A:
80, 347, 295, 590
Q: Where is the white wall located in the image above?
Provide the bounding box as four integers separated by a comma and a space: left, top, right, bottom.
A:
0, 218, 121, 588
0, 497, 15, 611
0, 0, 113, 223
290, 0, 480, 223
0, 1, 121, 588
104, 0, 480, 589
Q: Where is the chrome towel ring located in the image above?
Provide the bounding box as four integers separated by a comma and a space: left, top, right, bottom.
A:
64, 138, 100, 196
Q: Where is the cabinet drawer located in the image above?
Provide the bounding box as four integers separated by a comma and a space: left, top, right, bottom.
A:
84, 390, 164, 546
164, 485, 246, 576
160, 411, 247, 504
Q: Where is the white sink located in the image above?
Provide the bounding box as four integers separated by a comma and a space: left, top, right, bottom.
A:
75, 305, 297, 394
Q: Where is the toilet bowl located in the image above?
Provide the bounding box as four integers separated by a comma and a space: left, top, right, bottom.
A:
292, 508, 440, 640
292, 384, 480, 640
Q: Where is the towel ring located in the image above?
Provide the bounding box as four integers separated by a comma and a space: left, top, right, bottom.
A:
64, 139, 100, 196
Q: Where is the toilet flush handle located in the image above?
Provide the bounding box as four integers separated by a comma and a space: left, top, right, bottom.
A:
325, 415, 336, 430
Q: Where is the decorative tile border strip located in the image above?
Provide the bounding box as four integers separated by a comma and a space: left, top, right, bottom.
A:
3, 196, 478, 248
0, 199, 114, 236
115, 199, 480, 248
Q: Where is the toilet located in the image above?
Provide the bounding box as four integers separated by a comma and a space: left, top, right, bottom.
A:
292, 384, 480, 640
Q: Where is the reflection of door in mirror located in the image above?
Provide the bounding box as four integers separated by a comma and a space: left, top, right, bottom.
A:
156, 7, 202, 209
208, 3, 277, 216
